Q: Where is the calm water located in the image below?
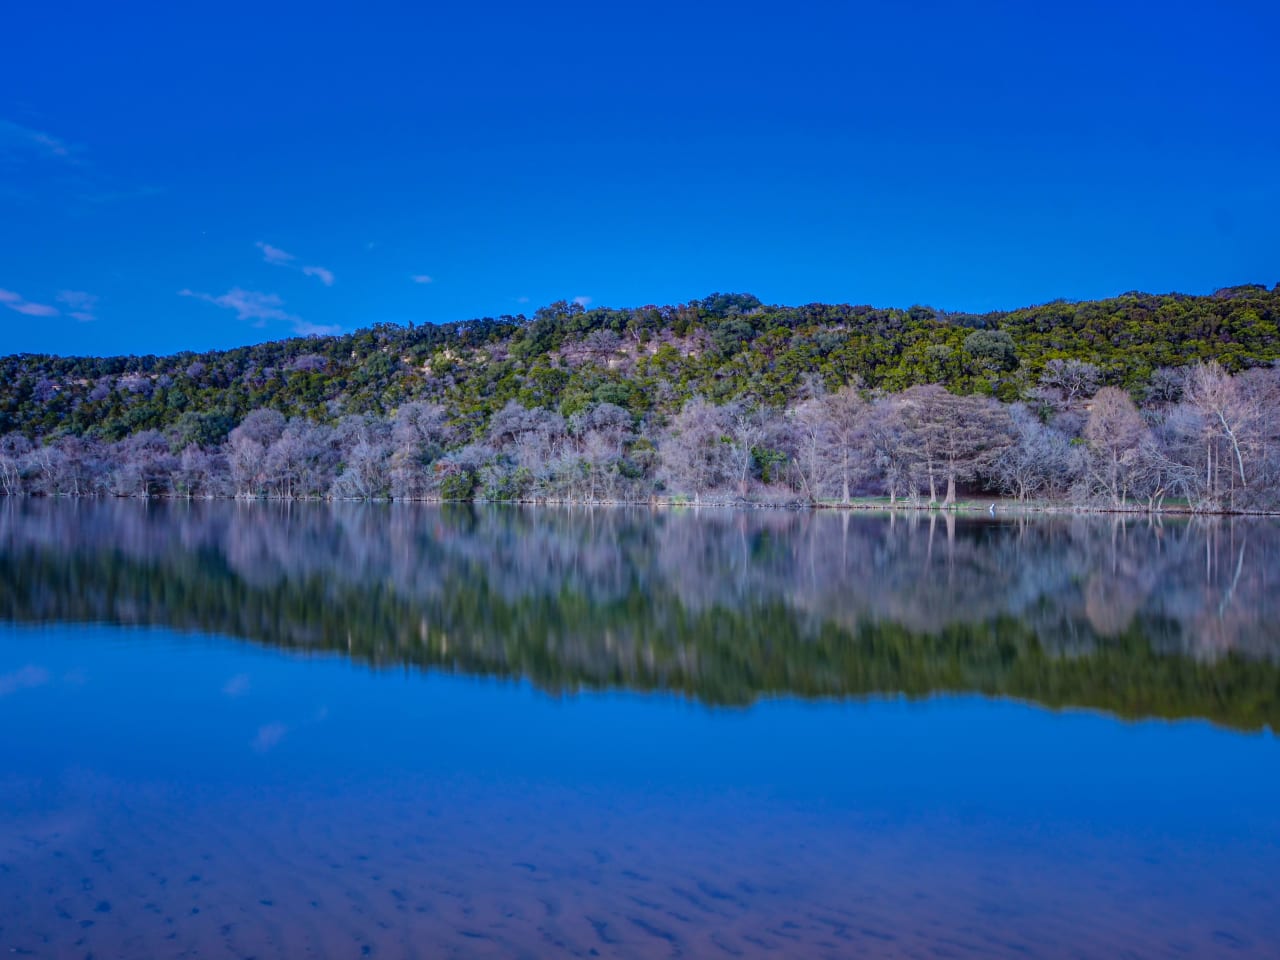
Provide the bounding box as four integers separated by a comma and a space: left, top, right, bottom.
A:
1, 501, 1278, 958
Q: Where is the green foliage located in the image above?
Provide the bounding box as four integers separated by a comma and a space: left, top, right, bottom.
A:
963, 329, 1019, 372
2, 285, 1278, 441
482, 463, 532, 501
752, 445, 789, 484
438, 468, 477, 501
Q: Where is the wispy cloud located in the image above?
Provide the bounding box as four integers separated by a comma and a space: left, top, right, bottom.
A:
256, 241, 334, 286
180, 287, 295, 325
0, 287, 59, 317
0, 119, 78, 162
293, 319, 343, 336
57, 290, 98, 322
302, 265, 334, 287
256, 241, 295, 266
573, 295, 592, 307
411, 274, 433, 285
180, 286, 341, 338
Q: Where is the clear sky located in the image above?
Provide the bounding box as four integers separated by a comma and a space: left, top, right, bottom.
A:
1, 1, 1277, 357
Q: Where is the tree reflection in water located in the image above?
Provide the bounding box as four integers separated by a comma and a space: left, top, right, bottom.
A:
1, 499, 1277, 729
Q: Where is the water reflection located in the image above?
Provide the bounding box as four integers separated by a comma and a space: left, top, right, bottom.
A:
1, 499, 1277, 729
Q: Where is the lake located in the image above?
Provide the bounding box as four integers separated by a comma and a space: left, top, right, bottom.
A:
1, 500, 1278, 958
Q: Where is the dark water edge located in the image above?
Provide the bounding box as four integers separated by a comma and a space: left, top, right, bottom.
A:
2, 498, 1279, 731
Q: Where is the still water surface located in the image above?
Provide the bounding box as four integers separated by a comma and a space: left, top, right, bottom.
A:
1, 501, 1278, 958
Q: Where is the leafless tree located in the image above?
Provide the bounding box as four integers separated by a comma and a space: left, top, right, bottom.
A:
0, 433, 32, 496
865, 397, 917, 505
896, 385, 1012, 506
332, 415, 392, 499
724, 403, 773, 498
1040, 359, 1103, 406
227, 409, 287, 497
1183, 361, 1263, 503
390, 402, 453, 499
660, 397, 732, 502
1081, 387, 1149, 508
992, 404, 1079, 501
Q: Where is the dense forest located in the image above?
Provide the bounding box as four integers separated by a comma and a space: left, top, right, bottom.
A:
2, 285, 1280, 510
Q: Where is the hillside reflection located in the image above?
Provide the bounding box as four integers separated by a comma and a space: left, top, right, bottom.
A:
2, 500, 1278, 729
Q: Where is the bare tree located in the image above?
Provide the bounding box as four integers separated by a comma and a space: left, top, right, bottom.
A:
896, 385, 1012, 506
332, 415, 392, 499
390, 402, 453, 499
823, 384, 868, 504
786, 383, 867, 503
1081, 387, 1149, 508
787, 396, 830, 503
107, 430, 176, 498
568, 403, 634, 501
227, 409, 287, 497
1040, 359, 1102, 406
265, 419, 338, 498
1183, 361, 1262, 502
0, 433, 32, 496
660, 397, 732, 502
993, 404, 1079, 501
724, 403, 772, 498
865, 397, 917, 505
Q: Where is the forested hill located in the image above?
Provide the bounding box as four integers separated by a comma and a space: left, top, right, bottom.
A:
3, 285, 1278, 442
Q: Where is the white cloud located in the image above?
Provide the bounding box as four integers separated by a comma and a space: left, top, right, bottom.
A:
0, 287, 59, 318
516, 296, 530, 304
573, 295, 592, 307
256, 241, 295, 265
411, 274, 433, 285
257, 241, 335, 286
180, 287, 294, 325
180, 287, 343, 338
302, 265, 334, 286
292, 319, 344, 337
57, 290, 98, 322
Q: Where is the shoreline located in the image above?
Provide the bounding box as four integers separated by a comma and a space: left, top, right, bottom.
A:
3, 492, 1278, 517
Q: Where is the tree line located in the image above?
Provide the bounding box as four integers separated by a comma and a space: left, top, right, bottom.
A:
2, 358, 1278, 511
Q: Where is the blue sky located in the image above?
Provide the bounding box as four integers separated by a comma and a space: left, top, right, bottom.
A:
1, 1, 1277, 357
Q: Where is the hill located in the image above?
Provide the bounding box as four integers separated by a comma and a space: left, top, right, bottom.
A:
3, 285, 1278, 442
2, 285, 1279, 511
